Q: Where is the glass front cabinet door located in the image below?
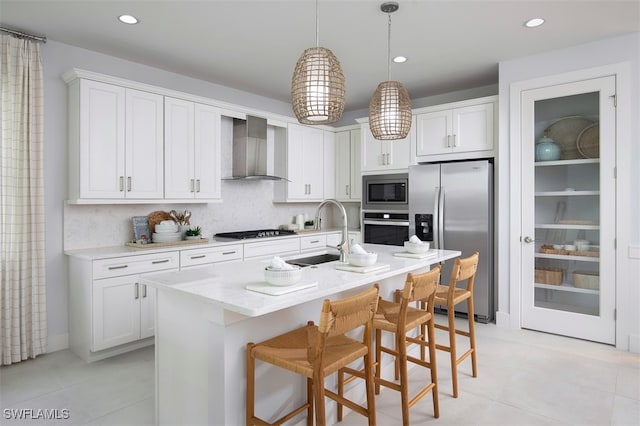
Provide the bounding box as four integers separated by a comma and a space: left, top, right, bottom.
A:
520, 75, 616, 344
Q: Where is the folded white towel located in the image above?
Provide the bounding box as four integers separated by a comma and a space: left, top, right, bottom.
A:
350, 244, 367, 254
409, 235, 422, 244
268, 256, 294, 270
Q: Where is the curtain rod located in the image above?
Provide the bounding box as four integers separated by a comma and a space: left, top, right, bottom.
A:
0, 27, 47, 43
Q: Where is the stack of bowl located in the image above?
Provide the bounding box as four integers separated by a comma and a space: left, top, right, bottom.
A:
153, 220, 181, 243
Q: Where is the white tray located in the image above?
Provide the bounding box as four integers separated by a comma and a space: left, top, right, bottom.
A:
393, 250, 438, 259
246, 281, 317, 296
335, 263, 390, 274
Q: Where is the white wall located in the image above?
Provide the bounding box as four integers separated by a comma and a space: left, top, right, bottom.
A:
496, 33, 640, 351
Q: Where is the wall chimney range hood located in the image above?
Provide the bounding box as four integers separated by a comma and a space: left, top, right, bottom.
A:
223, 115, 287, 181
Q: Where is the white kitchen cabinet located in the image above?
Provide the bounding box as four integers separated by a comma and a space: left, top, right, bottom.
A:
414, 97, 495, 161
69, 251, 179, 362
335, 128, 361, 201
300, 235, 327, 252
68, 78, 164, 201
273, 123, 325, 202
360, 121, 413, 173
323, 130, 336, 200
180, 244, 243, 268
164, 97, 221, 200
243, 238, 301, 261
516, 75, 616, 344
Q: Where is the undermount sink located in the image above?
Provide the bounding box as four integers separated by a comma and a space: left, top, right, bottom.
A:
286, 253, 341, 267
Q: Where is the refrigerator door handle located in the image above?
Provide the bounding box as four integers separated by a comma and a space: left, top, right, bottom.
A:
438, 186, 445, 249
433, 186, 441, 249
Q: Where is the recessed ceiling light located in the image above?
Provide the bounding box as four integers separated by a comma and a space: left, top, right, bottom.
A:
393, 56, 408, 63
524, 18, 545, 28
118, 14, 139, 25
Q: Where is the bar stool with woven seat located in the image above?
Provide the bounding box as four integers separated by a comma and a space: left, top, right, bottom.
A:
246, 285, 379, 426
337, 266, 441, 426
434, 251, 480, 398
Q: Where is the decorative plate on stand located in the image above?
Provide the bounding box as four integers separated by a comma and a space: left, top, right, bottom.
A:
576, 123, 599, 158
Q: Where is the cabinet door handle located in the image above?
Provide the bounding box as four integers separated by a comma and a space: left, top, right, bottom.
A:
385, 153, 390, 165
196, 179, 201, 193
222, 251, 237, 255
143, 284, 147, 298
190, 255, 206, 259
452, 134, 458, 147
127, 176, 132, 192
135, 283, 139, 299
522, 236, 535, 244
346, 184, 350, 196
119, 176, 124, 192
108, 265, 128, 270
190, 179, 195, 193
152, 259, 170, 264
446, 135, 451, 147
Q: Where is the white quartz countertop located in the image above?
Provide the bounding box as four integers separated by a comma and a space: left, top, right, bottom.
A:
140, 244, 461, 317
64, 228, 355, 260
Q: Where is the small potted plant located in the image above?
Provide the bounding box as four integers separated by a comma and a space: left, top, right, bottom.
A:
304, 220, 315, 230
185, 226, 202, 240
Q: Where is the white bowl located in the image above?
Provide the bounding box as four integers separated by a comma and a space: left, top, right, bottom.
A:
404, 241, 430, 254
552, 244, 564, 250
152, 232, 182, 243
264, 266, 302, 286
348, 252, 377, 267
155, 224, 178, 233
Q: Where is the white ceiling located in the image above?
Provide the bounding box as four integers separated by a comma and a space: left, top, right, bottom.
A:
2, 0, 638, 112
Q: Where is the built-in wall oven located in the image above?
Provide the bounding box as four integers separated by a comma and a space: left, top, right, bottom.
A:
362, 173, 411, 246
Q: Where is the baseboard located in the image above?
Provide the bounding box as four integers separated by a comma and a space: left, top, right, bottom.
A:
47, 333, 69, 353
495, 311, 511, 328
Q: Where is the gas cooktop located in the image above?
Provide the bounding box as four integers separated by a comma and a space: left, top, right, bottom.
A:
214, 229, 296, 239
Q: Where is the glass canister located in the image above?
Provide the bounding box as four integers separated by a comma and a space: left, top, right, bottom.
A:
535, 135, 561, 161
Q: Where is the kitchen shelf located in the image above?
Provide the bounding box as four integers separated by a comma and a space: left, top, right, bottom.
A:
534, 282, 599, 295
535, 253, 600, 262
535, 224, 599, 230
535, 190, 599, 196
534, 159, 600, 167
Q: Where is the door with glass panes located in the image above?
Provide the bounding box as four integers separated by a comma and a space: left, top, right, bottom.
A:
520, 75, 616, 344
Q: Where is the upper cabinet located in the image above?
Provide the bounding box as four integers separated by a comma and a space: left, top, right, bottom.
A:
274, 123, 330, 202
335, 128, 361, 201
164, 97, 221, 200
68, 79, 164, 201
414, 96, 496, 162
65, 70, 224, 204
361, 121, 414, 173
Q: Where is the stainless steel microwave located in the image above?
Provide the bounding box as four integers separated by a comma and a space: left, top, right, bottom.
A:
361, 173, 409, 211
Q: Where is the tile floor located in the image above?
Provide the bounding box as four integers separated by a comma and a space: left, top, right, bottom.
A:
1, 319, 638, 425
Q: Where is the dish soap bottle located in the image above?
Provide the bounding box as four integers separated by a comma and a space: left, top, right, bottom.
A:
535, 135, 561, 161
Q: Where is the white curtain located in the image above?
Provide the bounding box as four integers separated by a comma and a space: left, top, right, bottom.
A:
0, 34, 47, 365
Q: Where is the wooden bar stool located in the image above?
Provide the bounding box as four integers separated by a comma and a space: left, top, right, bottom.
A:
337, 266, 441, 426
434, 251, 480, 398
246, 285, 379, 426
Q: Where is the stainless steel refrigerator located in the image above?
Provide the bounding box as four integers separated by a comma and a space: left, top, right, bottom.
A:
408, 160, 494, 322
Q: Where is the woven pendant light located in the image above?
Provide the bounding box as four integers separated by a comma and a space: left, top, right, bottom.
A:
369, 2, 411, 140
291, 0, 345, 125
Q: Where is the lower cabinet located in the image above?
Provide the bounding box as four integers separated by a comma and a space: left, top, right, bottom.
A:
92, 274, 157, 351
69, 251, 179, 362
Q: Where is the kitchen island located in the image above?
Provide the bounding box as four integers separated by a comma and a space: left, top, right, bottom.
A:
141, 243, 460, 425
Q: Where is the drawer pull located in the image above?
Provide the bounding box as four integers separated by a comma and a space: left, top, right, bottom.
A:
152, 259, 170, 264
190, 255, 206, 259
222, 251, 237, 255
108, 265, 128, 270
309, 240, 320, 244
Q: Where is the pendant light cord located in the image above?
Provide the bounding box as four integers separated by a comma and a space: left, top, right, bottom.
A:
387, 12, 392, 81
315, 0, 320, 48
